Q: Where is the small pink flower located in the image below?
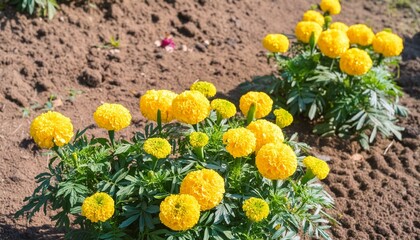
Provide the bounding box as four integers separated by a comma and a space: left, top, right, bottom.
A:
161, 37, 175, 49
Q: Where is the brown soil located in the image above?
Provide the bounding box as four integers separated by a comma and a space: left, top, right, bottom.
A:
0, 0, 419, 239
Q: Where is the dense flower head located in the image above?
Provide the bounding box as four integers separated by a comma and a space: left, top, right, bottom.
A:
211, 99, 237, 119
339, 48, 373, 76
320, 0, 341, 15
246, 119, 285, 152
159, 194, 200, 231
30, 111, 74, 149
140, 90, 178, 123
143, 138, 172, 159
180, 169, 225, 211
172, 91, 211, 125
295, 21, 323, 44
262, 34, 290, 53
317, 29, 349, 58
329, 22, 349, 32
189, 132, 209, 148
273, 108, 293, 128
303, 156, 330, 180
302, 10, 325, 26
242, 197, 270, 222
347, 24, 375, 46
223, 128, 256, 158
81, 192, 115, 223
256, 143, 297, 180
190, 81, 217, 98
372, 31, 404, 57
93, 103, 132, 131
239, 91, 273, 119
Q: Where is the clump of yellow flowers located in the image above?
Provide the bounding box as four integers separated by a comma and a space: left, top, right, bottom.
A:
20, 81, 335, 239
256, 0, 407, 149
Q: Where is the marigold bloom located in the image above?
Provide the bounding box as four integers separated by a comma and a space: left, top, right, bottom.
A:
93, 103, 131, 131
247, 120, 284, 152
222, 128, 256, 158
172, 91, 211, 125
329, 22, 349, 32
211, 99, 236, 119
302, 10, 325, 26
347, 24, 375, 46
242, 197, 270, 222
372, 31, 404, 57
159, 194, 200, 231
239, 91, 273, 119
256, 143, 297, 180
303, 156, 330, 180
295, 21, 323, 44
189, 132, 209, 148
273, 108, 293, 128
30, 111, 74, 149
143, 138, 172, 159
190, 81, 217, 98
180, 169, 225, 211
320, 0, 341, 15
81, 192, 115, 223
317, 29, 349, 58
262, 34, 290, 53
339, 48, 373, 76
139, 90, 178, 123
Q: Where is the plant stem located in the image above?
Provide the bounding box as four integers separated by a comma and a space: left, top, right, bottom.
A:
193, 146, 205, 160
157, 109, 162, 134
108, 130, 115, 148
52, 146, 65, 160
246, 103, 257, 125
301, 169, 315, 185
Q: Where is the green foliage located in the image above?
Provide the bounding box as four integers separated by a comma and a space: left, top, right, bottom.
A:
9, 0, 59, 19
242, 43, 407, 149
16, 110, 336, 239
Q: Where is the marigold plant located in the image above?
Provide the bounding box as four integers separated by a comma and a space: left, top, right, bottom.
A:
17, 83, 336, 240
262, 34, 290, 53
190, 81, 217, 98
243, 0, 407, 149
302, 10, 325, 26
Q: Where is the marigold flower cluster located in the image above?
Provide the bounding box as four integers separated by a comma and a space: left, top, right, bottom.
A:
239, 91, 273, 119
190, 81, 217, 98
172, 90, 211, 125
211, 99, 237, 119
320, 0, 341, 15
242, 197, 270, 222
340, 48, 373, 76
30, 111, 74, 149
93, 103, 132, 131
302, 10, 325, 26
372, 31, 404, 57
189, 132, 209, 148
247, 119, 284, 152
140, 90, 178, 123
143, 137, 172, 159
223, 128, 256, 158
303, 156, 330, 179
159, 194, 200, 231
295, 21, 323, 44
273, 108, 293, 128
262, 34, 290, 53
347, 24, 375, 46
329, 22, 348, 32
81, 192, 115, 223
256, 143, 297, 180
180, 169, 225, 211
317, 29, 350, 58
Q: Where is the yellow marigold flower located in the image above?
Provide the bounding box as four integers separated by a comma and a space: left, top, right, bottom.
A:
339, 48, 373, 76
189, 132, 209, 148
159, 194, 200, 231
211, 99, 236, 119
247, 120, 284, 152
180, 169, 225, 211
372, 31, 404, 57
222, 128, 256, 158
295, 21, 323, 44
239, 91, 273, 119
303, 156, 330, 180
242, 197, 270, 222
273, 108, 293, 128
302, 10, 325, 26
30, 111, 74, 149
262, 34, 290, 53
256, 143, 297, 180
329, 22, 349, 32
139, 90, 178, 123
93, 103, 131, 131
320, 0, 341, 15
347, 24, 375, 46
81, 192, 115, 223
317, 29, 349, 58
172, 91, 211, 125
143, 138, 172, 159
190, 81, 217, 98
